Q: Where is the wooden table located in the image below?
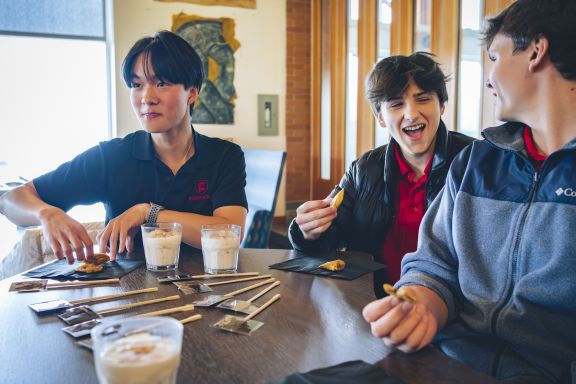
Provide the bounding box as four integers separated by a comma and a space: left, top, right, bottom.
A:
0, 248, 499, 383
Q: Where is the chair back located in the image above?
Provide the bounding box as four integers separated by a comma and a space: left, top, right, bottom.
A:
242, 149, 286, 248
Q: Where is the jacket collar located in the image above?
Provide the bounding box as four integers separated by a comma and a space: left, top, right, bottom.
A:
430, 119, 450, 171
483, 121, 576, 154
482, 122, 526, 152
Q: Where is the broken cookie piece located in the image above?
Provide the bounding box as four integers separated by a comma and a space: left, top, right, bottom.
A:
319, 259, 346, 271
75, 253, 110, 274
75, 263, 104, 274
383, 283, 416, 302
330, 189, 344, 209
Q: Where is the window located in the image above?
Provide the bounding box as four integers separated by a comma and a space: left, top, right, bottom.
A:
414, 0, 431, 52
0, 0, 110, 222
375, 0, 393, 148
457, 0, 483, 138
345, 0, 358, 169
311, 0, 514, 199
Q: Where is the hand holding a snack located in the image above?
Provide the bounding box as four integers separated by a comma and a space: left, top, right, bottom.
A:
97, 203, 149, 260
362, 284, 448, 353
295, 189, 344, 241
39, 207, 95, 264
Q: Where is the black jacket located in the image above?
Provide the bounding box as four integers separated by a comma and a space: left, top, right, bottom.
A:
289, 121, 475, 298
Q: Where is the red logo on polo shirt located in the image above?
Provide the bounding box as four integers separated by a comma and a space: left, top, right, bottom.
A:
196, 180, 208, 194
188, 180, 210, 201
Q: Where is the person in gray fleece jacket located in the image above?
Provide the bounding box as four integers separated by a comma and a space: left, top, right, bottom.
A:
362, 1, 576, 383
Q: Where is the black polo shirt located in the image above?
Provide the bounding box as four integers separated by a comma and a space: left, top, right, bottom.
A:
34, 129, 247, 224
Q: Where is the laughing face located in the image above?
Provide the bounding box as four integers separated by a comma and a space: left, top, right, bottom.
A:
377, 81, 445, 166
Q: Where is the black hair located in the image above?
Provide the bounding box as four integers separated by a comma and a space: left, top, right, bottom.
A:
365, 52, 449, 115
121, 30, 205, 113
482, 0, 576, 81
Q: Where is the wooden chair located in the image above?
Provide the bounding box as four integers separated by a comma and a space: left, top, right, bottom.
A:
241, 149, 286, 248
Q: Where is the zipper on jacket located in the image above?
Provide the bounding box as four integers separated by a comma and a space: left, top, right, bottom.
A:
490, 171, 540, 336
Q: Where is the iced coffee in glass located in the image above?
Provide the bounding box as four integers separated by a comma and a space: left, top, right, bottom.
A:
141, 223, 182, 271
91, 317, 183, 384
200, 224, 241, 274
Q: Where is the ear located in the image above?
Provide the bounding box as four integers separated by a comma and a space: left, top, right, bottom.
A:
377, 112, 387, 128
440, 103, 446, 116
528, 36, 549, 73
187, 87, 199, 105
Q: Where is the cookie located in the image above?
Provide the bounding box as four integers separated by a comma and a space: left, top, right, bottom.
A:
75, 263, 104, 274
330, 189, 345, 209
383, 283, 416, 302
319, 259, 346, 271
75, 253, 110, 273
91, 253, 110, 265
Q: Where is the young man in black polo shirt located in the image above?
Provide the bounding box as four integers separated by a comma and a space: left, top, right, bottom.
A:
289, 53, 474, 297
0, 31, 247, 263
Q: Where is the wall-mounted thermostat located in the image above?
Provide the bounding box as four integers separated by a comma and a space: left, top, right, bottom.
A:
258, 94, 278, 136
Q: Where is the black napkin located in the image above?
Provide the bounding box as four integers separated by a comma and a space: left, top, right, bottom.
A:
276, 360, 402, 384
23, 258, 144, 280
268, 254, 385, 280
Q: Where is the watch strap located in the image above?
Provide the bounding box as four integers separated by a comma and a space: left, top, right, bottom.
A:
146, 203, 164, 224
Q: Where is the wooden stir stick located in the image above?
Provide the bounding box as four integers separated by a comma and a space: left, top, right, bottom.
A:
224, 278, 276, 297
135, 304, 195, 318
205, 275, 272, 287
68, 287, 158, 305
242, 293, 281, 322
180, 314, 202, 324
47, 278, 120, 287
191, 272, 258, 279
97, 295, 180, 315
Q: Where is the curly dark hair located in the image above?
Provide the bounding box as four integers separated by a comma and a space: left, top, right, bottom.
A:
365, 52, 449, 116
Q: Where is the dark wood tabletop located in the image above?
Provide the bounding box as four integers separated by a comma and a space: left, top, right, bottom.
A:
0, 247, 499, 384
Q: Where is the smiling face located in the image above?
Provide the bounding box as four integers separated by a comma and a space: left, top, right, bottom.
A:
129, 53, 198, 135
377, 81, 445, 166
486, 34, 532, 122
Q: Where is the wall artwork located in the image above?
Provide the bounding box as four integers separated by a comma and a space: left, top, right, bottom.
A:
155, 0, 256, 9
173, 13, 240, 124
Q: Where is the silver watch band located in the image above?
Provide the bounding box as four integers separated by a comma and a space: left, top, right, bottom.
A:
146, 203, 164, 224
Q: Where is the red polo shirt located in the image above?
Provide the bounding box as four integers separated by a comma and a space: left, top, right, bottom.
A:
523, 126, 547, 171
380, 146, 433, 282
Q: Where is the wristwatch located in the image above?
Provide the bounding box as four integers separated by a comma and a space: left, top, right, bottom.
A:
146, 202, 164, 224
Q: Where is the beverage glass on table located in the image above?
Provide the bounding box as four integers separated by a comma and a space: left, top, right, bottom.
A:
141, 223, 182, 271
91, 316, 183, 384
200, 224, 241, 274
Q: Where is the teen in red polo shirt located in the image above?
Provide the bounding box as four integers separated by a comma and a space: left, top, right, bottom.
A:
289, 52, 474, 297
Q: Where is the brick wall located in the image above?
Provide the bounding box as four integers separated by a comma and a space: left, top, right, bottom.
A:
285, 0, 311, 215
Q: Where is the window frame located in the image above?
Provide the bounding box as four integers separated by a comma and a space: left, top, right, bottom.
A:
310, 0, 514, 200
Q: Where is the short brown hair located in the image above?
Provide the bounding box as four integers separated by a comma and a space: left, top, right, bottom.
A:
482, 0, 576, 80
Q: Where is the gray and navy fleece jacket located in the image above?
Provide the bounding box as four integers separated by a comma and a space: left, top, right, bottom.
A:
399, 122, 576, 384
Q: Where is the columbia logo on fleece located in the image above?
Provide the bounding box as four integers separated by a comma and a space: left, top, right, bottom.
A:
555, 187, 576, 197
